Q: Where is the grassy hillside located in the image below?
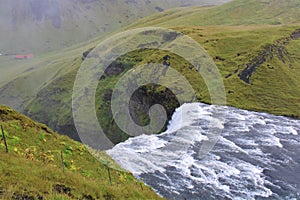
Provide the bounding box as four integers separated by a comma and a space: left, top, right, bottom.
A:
1, 0, 300, 144
129, 0, 300, 27
0, 0, 230, 106
23, 25, 300, 144
0, 0, 228, 53
0, 105, 163, 199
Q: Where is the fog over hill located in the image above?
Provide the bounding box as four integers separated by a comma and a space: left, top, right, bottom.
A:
0, 0, 230, 53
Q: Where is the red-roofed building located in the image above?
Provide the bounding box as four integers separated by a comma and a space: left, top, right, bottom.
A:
26, 54, 34, 59
15, 55, 25, 59
15, 54, 34, 60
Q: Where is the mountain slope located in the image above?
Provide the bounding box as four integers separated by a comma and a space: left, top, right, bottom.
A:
1, 0, 300, 144
0, 0, 229, 53
129, 0, 300, 27
23, 25, 300, 144
0, 0, 230, 106
0, 105, 163, 199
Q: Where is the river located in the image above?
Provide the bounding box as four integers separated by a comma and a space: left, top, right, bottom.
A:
108, 103, 300, 200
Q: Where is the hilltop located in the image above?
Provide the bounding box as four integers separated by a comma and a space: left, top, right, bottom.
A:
0, 105, 163, 199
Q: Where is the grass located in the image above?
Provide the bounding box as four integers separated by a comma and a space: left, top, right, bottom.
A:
2, 1, 299, 199
178, 25, 300, 117
128, 0, 300, 28
0, 105, 163, 200
23, 24, 300, 145
2, 0, 300, 143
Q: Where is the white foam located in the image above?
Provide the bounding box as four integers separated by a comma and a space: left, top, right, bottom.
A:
219, 136, 249, 154
107, 148, 166, 174
255, 118, 267, 125
259, 135, 283, 148
231, 112, 247, 121
166, 104, 196, 133
210, 117, 225, 129
288, 127, 298, 135
236, 138, 258, 146
245, 148, 264, 156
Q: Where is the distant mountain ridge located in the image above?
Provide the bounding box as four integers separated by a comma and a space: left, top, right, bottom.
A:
0, 0, 229, 53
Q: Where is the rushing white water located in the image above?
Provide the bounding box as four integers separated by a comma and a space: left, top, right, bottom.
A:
108, 103, 300, 200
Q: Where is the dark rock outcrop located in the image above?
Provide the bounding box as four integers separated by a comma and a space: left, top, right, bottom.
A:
239, 29, 299, 84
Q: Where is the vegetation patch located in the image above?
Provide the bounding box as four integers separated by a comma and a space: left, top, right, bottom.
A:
0, 105, 163, 200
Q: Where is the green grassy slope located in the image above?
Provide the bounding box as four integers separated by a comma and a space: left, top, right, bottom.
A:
0, 105, 163, 199
24, 48, 202, 143
129, 0, 300, 27
24, 25, 300, 144
180, 25, 300, 116
1, 0, 300, 144
0, 0, 229, 107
